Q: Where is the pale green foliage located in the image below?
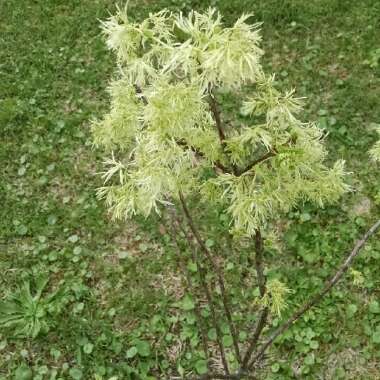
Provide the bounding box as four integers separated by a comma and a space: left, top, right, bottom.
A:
93, 6, 349, 236
350, 269, 365, 287
174, 11, 263, 88
92, 80, 141, 150
259, 279, 291, 317
369, 127, 380, 162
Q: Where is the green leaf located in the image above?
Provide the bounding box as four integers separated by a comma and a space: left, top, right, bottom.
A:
372, 331, 380, 344
14, 365, 32, 380
226, 262, 234, 271
346, 304, 358, 318
222, 335, 233, 347
309, 340, 319, 350
304, 353, 315, 366
238, 331, 247, 342
118, 251, 129, 259
47, 215, 57, 225
177, 364, 185, 377
208, 328, 217, 341
205, 239, 214, 248
187, 261, 197, 273
271, 363, 280, 373
69, 368, 83, 380
16, 225, 28, 236
180, 295, 195, 311
126, 346, 138, 358
83, 343, 94, 354
73, 247, 82, 256
195, 360, 208, 375
136, 340, 151, 357
68, 235, 79, 243
50, 348, 61, 360
369, 301, 380, 314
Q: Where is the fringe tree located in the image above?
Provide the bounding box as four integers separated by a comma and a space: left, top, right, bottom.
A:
92, 6, 380, 379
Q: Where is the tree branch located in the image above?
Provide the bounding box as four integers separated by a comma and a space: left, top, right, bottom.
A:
179, 192, 242, 365
237, 151, 276, 176
133, 86, 231, 175
175, 139, 230, 174
241, 230, 268, 369
236, 137, 296, 177
208, 89, 238, 176
254, 230, 266, 298
208, 90, 226, 145
165, 212, 210, 368
134, 84, 148, 105
173, 212, 230, 374
249, 219, 380, 369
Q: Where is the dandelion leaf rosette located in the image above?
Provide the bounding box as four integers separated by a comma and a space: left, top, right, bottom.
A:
93, 6, 349, 236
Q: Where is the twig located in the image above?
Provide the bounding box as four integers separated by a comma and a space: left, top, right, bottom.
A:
165, 212, 210, 367
133, 85, 230, 175
173, 213, 229, 374
249, 219, 380, 369
254, 230, 266, 298
237, 151, 276, 176
208, 89, 238, 176
134, 84, 148, 105
241, 230, 268, 369
179, 192, 242, 365
208, 90, 226, 145
175, 139, 230, 174
236, 137, 296, 177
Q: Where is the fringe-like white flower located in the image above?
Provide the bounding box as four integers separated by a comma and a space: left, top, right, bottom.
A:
93, 7, 350, 232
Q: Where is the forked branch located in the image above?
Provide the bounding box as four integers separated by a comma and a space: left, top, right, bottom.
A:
165, 213, 210, 368
249, 219, 380, 369
241, 230, 268, 369
191, 219, 380, 380
173, 212, 230, 374
179, 192, 242, 365
237, 151, 276, 176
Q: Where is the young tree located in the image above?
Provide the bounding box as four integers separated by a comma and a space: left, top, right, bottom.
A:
92, 6, 380, 379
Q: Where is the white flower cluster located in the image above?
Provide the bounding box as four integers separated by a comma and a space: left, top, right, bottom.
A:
93, 6, 349, 236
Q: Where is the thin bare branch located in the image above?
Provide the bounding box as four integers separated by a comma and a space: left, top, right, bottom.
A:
241, 230, 268, 368
179, 192, 242, 365
236, 137, 296, 177
249, 219, 380, 369
164, 213, 210, 367
254, 230, 266, 298
237, 151, 276, 176
172, 213, 229, 374
208, 90, 226, 145
175, 139, 230, 173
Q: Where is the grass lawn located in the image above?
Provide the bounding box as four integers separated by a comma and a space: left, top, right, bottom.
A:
1, 0, 379, 379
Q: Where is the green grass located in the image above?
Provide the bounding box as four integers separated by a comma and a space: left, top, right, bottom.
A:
1, 0, 380, 379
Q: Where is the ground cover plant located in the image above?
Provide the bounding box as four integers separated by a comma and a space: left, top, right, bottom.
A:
1, 0, 380, 379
